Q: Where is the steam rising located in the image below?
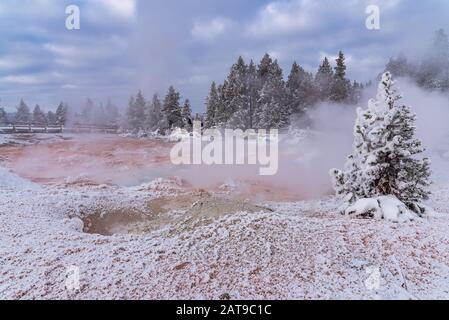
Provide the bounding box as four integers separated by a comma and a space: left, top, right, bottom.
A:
178, 78, 449, 200
3, 78, 448, 202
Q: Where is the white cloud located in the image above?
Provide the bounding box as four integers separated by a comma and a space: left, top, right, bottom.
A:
191, 18, 233, 41
0, 0, 62, 18
246, 0, 404, 37
1, 75, 43, 85
61, 84, 78, 89
44, 44, 79, 57
247, 0, 317, 37
91, 0, 136, 20
0, 56, 35, 70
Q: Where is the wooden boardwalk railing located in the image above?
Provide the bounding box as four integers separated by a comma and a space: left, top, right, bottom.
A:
0, 123, 119, 134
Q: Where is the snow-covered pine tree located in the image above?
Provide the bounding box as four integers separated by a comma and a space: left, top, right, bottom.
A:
257, 60, 289, 129
315, 57, 334, 101
145, 94, 163, 132
214, 81, 229, 127
47, 111, 56, 125
32, 104, 47, 125
247, 59, 258, 128
286, 61, 318, 119
330, 51, 351, 103
252, 53, 274, 128
55, 102, 68, 126
385, 54, 413, 79
331, 72, 431, 217
162, 86, 183, 130
93, 103, 107, 127
127, 91, 146, 131
226, 56, 251, 129
126, 96, 136, 130
134, 91, 146, 129
257, 53, 273, 84
205, 82, 219, 128
15, 99, 31, 124
348, 81, 364, 105
181, 99, 193, 131
82, 98, 94, 124
418, 29, 449, 91
105, 100, 120, 127
0, 107, 7, 124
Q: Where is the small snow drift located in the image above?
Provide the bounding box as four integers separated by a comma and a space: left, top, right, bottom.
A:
331, 72, 433, 220
345, 196, 417, 222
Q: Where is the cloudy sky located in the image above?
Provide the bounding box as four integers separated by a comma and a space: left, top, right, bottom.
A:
0, 0, 448, 113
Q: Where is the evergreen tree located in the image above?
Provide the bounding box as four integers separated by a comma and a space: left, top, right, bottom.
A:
315, 57, 334, 100
15, 99, 31, 124
205, 82, 219, 128
247, 59, 258, 128
126, 96, 137, 130
162, 86, 183, 129
330, 51, 351, 103
83, 99, 93, 124
385, 54, 413, 79
418, 29, 449, 90
146, 94, 163, 132
55, 102, 68, 126
432, 28, 449, 64
93, 102, 107, 126
105, 100, 120, 126
0, 107, 8, 124
287, 61, 318, 118
331, 72, 431, 214
253, 54, 274, 127
134, 91, 146, 129
257, 60, 289, 128
226, 56, 251, 129
32, 104, 47, 125
47, 111, 56, 125
214, 82, 228, 127
181, 99, 193, 131
348, 81, 364, 105
126, 91, 146, 130
257, 53, 274, 84
82, 98, 94, 124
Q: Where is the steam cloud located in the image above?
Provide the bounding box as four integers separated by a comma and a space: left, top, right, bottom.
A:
177, 78, 449, 200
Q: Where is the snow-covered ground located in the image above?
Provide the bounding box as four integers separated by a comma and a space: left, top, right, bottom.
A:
1, 134, 449, 300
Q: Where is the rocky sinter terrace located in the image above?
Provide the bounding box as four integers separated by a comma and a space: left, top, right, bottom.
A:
1, 134, 449, 299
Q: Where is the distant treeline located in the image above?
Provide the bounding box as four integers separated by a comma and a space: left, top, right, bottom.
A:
123, 50, 364, 134
2, 29, 447, 134
0, 100, 68, 126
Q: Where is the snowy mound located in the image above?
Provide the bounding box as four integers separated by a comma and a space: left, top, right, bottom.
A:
345, 196, 418, 222
0, 167, 40, 191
